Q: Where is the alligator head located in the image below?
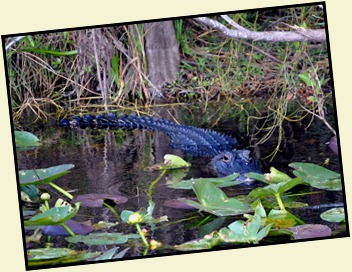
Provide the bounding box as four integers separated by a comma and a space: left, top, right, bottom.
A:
210, 149, 261, 182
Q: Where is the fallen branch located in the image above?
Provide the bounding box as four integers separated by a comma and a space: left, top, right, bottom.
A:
194, 16, 326, 42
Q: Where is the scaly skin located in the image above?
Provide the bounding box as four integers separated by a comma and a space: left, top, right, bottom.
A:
60, 113, 261, 180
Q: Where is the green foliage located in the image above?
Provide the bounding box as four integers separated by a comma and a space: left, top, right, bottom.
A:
161, 154, 191, 169
219, 214, 273, 243
174, 200, 273, 250
289, 162, 342, 191
111, 54, 120, 87
247, 167, 307, 211
19, 164, 74, 186
24, 199, 80, 237
180, 179, 251, 216
66, 233, 140, 246
168, 173, 241, 189
27, 248, 100, 267
320, 207, 345, 223
15, 131, 40, 150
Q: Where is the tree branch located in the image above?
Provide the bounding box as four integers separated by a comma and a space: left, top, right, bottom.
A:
194, 16, 326, 42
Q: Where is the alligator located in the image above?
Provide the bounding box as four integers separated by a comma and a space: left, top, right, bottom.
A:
60, 113, 261, 181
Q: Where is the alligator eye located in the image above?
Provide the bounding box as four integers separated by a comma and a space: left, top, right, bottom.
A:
222, 154, 230, 162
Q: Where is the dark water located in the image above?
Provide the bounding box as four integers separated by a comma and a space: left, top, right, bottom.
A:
17, 103, 347, 260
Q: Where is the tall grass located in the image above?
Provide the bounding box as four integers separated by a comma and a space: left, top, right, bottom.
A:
5, 6, 332, 159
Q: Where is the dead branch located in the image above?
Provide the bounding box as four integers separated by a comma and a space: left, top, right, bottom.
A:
194, 16, 326, 43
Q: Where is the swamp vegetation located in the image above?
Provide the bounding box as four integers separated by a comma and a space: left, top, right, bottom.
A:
3, 5, 347, 269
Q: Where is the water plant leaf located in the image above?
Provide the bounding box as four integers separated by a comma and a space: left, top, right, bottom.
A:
289, 162, 342, 191
113, 248, 130, 259
121, 209, 168, 225
246, 167, 292, 184
180, 180, 250, 216
249, 177, 305, 198
73, 193, 128, 207
265, 167, 293, 183
94, 247, 120, 261
15, 131, 40, 150
66, 232, 140, 246
260, 196, 308, 209
120, 210, 135, 223
219, 215, 273, 243
168, 173, 241, 189
245, 172, 268, 183
41, 219, 94, 236
162, 199, 198, 210
21, 185, 40, 202
19, 164, 75, 186
27, 248, 99, 267
24, 201, 80, 226
288, 224, 332, 240
174, 231, 222, 251
267, 209, 297, 228
320, 207, 345, 223
162, 154, 192, 169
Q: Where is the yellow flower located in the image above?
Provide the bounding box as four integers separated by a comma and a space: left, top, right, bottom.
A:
128, 212, 143, 224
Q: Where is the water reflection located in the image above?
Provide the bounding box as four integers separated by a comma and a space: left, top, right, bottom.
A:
17, 102, 346, 256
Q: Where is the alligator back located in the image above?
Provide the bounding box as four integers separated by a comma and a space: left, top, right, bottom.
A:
60, 113, 239, 157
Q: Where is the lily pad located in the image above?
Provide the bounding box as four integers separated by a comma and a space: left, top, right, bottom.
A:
24, 201, 80, 226
246, 167, 292, 184
163, 199, 198, 210
289, 162, 342, 191
120, 209, 168, 225
265, 167, 293, 183
19, 164, 75, 186
320, 207, 345, 223
174, 232, 222, 251
94, 247, 125, 261
168, 173, 241, 189
66, 232, 140, 246
288, 224, 332, 240
179, 179, 250, 216
219, 215, 273, 243
249, 177, 306, 198
267, 209, 299, 228
15, 131, 40, 150
163, 154, 191, 168
73, 194, 128, 207
42, 219, 94, 236
27, 248, 99, 267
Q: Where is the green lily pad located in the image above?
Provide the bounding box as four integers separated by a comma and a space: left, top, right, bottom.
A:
24, 201, 80, 226
265, 167, 293, 183
219, 215, 273, 243
267, 209, 298, 228
168, 173, 241, 189
19, 164, 74, 186
174, 232, 222, 251
27, 248, 99, 267
179, 179, 250, 216
246, 167, 292, 184
120, 208, 168, 225
66, 232, 140, 246
249, 177, 305, 198
289, 162, 342, 191
161, 154, 191, 169
260, 196, 307, 209
320, 207, 345, 223
15, 131, 40, 150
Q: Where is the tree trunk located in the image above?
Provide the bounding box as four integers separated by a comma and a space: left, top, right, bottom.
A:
144, 21, 180, 100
